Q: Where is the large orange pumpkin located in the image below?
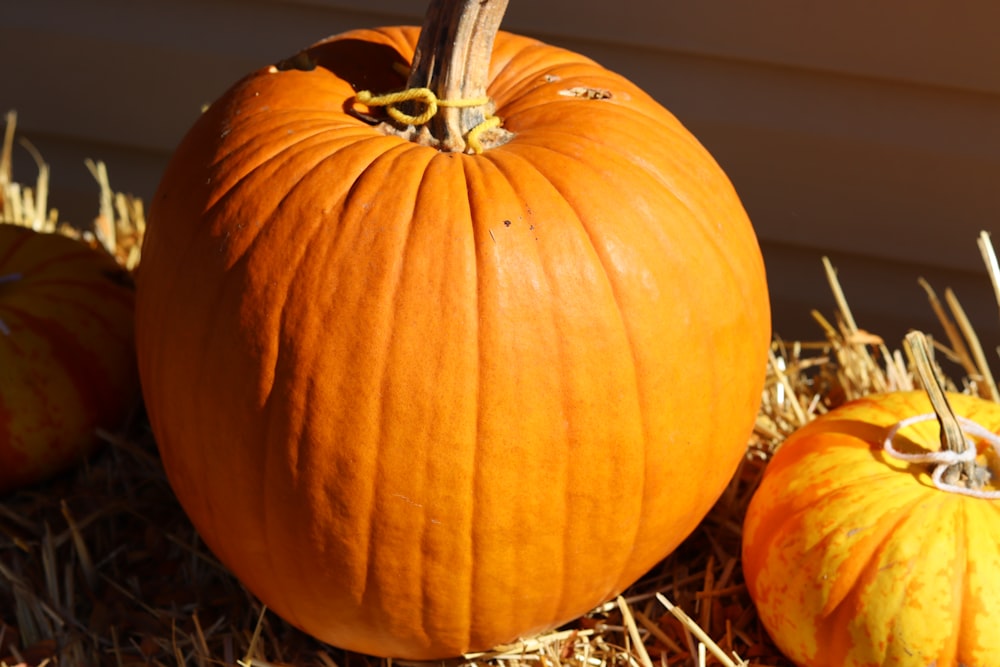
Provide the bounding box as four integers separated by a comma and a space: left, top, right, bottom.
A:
0, 224, 137, 493
134, 0, 770, 658
743, 390, 1000, 666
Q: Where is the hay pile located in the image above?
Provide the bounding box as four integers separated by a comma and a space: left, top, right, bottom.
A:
0, 111, 145, 269
1, 111, 995, 667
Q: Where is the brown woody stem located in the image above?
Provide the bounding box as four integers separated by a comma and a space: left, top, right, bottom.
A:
402, 0, 510, 152
904, 330, 980, 486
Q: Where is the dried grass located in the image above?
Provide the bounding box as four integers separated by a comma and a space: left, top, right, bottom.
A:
2, 112, 997, 667
0, 111, 145, 270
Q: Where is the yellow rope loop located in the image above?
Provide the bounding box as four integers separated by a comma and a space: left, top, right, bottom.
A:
356, 88, 439, 126
465, 115, 503, 155
355, 87, 502, 153
437, 96, 492, 109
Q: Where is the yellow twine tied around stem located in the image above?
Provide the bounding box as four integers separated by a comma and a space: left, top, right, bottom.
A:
355, 87, 501, 154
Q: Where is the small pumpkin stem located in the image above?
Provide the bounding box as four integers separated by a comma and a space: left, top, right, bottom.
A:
403, 0, 511, 152
904, 330, 980, 486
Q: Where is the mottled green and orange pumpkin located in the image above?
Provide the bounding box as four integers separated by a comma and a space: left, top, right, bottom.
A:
134, 0, 770, 658
743, 390, 1000, 666
0, 224, 138, 493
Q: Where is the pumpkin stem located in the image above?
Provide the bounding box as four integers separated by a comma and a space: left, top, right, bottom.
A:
395, 0, 513, 152
904, 330, 983, 487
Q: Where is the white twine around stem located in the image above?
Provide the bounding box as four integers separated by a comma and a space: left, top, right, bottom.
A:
884, 413, 1000, 498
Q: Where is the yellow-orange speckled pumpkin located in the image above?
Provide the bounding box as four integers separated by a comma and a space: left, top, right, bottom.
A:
743, 390, 1000, 667
134, 0, 770, 658
0, 224, 137, 493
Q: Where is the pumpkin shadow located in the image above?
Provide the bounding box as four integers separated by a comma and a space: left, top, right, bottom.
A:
280, 38, 410, 109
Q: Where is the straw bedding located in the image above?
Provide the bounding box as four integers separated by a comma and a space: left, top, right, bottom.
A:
1, 111, 994, 667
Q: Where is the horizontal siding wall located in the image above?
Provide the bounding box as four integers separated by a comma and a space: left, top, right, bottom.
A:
3, 0, 1000, 350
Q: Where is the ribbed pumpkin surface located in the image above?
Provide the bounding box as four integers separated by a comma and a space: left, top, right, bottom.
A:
0, 224, 137, 492
135, 27, 770, 658
743, 391, 1000, 667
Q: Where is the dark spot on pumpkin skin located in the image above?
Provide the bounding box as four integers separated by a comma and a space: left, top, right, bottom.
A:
503, 220, 511, 227
274, 51, 316, 72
